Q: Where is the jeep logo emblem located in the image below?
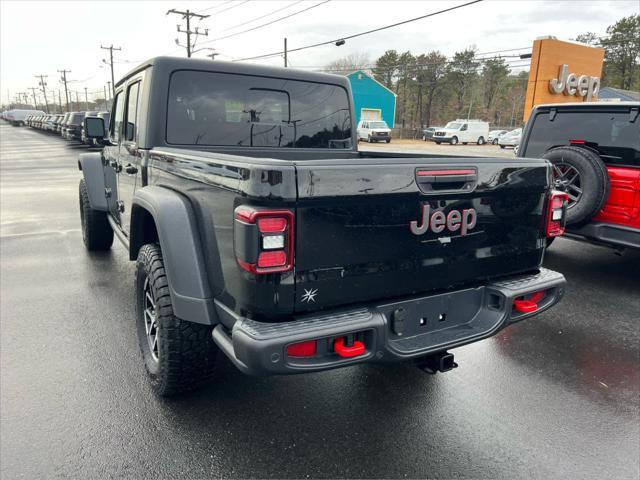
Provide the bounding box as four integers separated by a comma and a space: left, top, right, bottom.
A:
549, 64, 600, 101
410, 205, 477, 236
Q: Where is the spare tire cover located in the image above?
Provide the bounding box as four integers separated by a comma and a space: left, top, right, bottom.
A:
542, 146, 609, 226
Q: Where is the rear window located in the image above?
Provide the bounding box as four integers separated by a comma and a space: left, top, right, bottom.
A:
166, 70, 352, 148
524, 109, 640, 167
70, 113, 85, 123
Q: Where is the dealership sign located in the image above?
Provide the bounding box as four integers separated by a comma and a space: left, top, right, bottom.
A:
549, 64, 600, 101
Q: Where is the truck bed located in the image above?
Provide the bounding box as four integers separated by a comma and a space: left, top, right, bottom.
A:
148, 147, 549, 320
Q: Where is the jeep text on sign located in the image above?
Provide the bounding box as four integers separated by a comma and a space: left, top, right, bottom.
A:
523, 37, 604, 122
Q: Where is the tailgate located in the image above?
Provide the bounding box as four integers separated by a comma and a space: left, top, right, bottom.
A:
294, 158, 549, 313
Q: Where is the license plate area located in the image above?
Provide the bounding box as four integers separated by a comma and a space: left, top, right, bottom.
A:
377, 287, 485, 339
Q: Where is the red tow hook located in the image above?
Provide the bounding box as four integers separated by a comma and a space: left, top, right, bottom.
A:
513, 291, 545, 313
334, 337, 365, 358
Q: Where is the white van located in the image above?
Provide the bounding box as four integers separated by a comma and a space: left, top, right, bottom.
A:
5, 109, 46, 126
432, 119, 489, 145
357, 120, 392, 143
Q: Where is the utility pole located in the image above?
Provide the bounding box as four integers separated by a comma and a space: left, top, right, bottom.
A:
107, 81, 111, 101
84, 87, 89, 110
58, 90, 63, 113
284, 38, 288, 67
101, 45, 121, 96
103, 85, 108, 109
166, 9, 209, 58
35, 74, 50, 113
29, 87, 38, 109
58, 70, 71, 111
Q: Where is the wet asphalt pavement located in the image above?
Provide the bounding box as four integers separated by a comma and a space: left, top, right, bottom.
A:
1, 123, 639, 479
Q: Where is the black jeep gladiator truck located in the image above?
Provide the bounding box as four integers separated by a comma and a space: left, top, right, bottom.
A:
79, 57, 566, 395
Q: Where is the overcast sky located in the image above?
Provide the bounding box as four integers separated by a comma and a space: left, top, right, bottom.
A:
1, 0, 638, 104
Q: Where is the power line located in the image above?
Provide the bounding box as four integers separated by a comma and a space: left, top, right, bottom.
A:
167, 9, 210, 57
203, 0, 250, 15
101, 45, 122, 95
34, 74, 50, 113
234, 0, 483, 62
57, 69, 71, 110
219, 0, 305, 33
200, 0, 330, 45
200, 0, 235, 14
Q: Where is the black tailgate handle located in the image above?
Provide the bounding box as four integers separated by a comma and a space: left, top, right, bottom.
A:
415, 167, 478, 194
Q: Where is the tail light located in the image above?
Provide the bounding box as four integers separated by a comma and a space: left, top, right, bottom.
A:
234, 206, 294, 274
546, 190, 569, 238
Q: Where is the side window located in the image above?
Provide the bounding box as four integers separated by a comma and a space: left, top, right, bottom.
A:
110, 91, 125, 143
461, 124, 468, 131
125, 82, 141, 142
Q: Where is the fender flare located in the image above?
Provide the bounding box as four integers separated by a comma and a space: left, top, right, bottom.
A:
131, 186, 218, 325
78, 152, 108, 211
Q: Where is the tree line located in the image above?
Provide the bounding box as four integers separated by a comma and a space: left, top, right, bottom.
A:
324, 14, 639, 132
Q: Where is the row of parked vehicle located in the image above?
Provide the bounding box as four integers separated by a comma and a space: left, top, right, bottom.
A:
24, 111, 110, 146
421, 120, 522, 151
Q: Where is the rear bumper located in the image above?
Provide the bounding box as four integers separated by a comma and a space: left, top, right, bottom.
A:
566, 222, 640, 250
212, 268, 565, 375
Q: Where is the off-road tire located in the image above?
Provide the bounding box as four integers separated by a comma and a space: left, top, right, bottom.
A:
542, 146, 609, 226
79, 179, 113, 251
135, 243, 218, 396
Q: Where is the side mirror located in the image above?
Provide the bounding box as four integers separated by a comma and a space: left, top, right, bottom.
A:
84, 117, 106, 141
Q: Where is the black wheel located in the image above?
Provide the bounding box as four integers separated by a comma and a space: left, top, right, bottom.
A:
435, 141, 441, 145
500, 145, 506, 149
450, 136, 458, 145
543, 146, 609, 226
386, 139, 391, 143
492, 138, 498, 145
462, 142, 468, 145
136, 243, 218, 396
79, 179, 113, 251
477, 136, 485, 145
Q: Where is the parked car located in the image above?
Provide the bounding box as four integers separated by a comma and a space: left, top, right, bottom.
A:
63, 112, 86, 140
45, 114, 61, 132
432, 119, 489, 145
78, 57, 566, 396
519, 102, 639, 251
5, 109, 46, 126
487, 129, 508, 145
422, 127, 440, 142
357, 120, 392, 143
57, 113, 70, 135
498, 128, 522, 149
53, 113, 67, 133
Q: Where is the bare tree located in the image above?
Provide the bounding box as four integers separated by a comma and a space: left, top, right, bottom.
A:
324, 52, 371, 75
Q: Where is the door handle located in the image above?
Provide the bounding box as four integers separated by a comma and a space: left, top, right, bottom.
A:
415, 167, 478, 194
125, 164, 138, 174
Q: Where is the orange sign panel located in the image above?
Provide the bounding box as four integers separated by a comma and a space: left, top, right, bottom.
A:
523, 37, 605, 122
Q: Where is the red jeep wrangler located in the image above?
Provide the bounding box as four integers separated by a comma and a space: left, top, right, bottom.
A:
519, 102, 640, 250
